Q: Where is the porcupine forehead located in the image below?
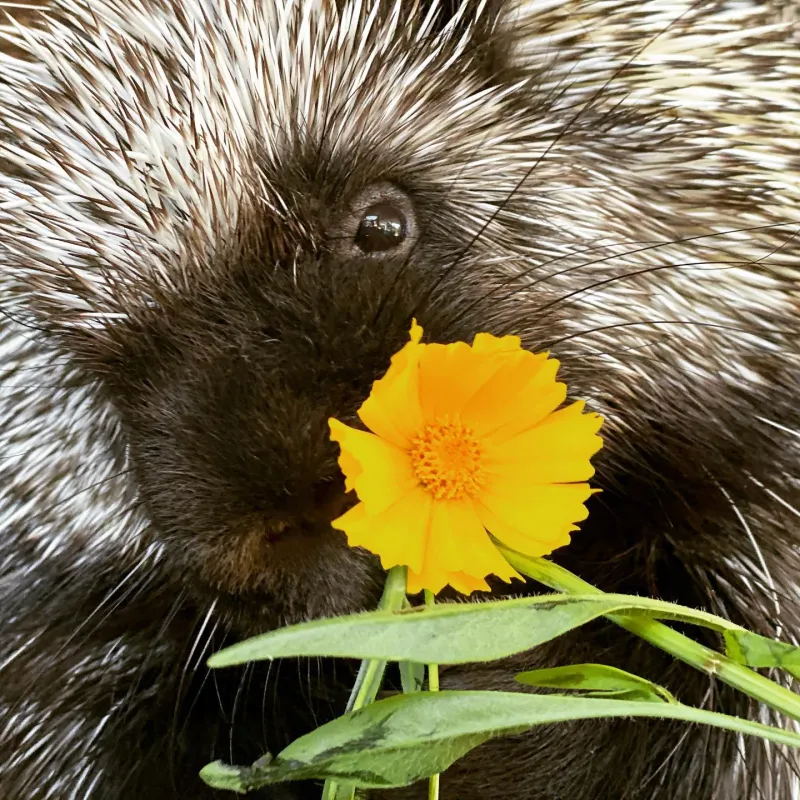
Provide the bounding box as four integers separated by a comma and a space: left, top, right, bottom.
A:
1, 0, 799, 325
0, 0, 523, 323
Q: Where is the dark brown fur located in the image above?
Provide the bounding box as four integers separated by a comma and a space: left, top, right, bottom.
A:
2, 0, 800, 798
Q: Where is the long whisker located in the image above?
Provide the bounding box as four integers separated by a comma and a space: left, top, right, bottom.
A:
562, 334, 678, 362
229, 661, 253, 764
0, 360, 77, 373
0, 303, 51, 335
27, 554, 152, 671
370, 32, 531, 327
417, 0, 703, 308
532, 259, 744, 320
454, 221, 798, 324
260, 657, 275, 752
545, 319, 800, 350
121, 587, 188, 725
169, 601, 219, 754
527, 225, 800, 324
713, 479, 782, 640
637, 686, 714, 793
33, 468, 134, 516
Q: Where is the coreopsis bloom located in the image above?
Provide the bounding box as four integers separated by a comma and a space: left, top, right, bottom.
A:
329, 322, 603, 595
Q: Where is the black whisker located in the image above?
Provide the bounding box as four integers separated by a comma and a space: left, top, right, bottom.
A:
452, 221, 799, 325
545, 319, 800, 350
417, 0, 705, 308
527, 223, 800, 323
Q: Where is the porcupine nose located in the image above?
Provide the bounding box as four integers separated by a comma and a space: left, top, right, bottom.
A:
261, 478, 349, 543
315, 478, 351, 520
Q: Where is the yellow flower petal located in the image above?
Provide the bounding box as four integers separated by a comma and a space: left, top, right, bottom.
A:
331, 488, 432, 574
417, 342, 510, 423
404, 500, 521, 594
445, 571, 492, 594
336, 449, 363, 493
484, 483, 593, 531
476, 483, 594, 554
462, 353, 566, 442
424, 499, 521, 579
406, 564, 451, 594
471, 331, 522, 354
329, 419, 417, 514
407, 566, 491, 595
474, 498, 575, 556
484, 402, 604, 484
408, 319, 424, 345
358, 333, 425, 449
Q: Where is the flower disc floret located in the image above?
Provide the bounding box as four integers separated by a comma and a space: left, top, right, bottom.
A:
329, 320, 603, 595
409, 416, 484, 501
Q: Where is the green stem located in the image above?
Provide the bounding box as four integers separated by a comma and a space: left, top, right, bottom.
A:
424, 589, 441, 800
498, 543, 800, 723
320, 779, 338, 800
322, 566, 408, 800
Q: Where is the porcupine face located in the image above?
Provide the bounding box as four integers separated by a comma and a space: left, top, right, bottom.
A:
3, 0, 800, 625
3, 0, 800, 794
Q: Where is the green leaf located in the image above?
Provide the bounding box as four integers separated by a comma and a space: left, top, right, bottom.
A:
199, 690, 800, 792
515, 663, 676, 703
399, 661, 425, 694
498, 546, 800, 725
199, 761, 250, 794
724, 630, 800, 679
208, 593, 743, 668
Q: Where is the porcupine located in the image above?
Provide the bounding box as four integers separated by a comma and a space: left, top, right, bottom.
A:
2, 0, 800, 797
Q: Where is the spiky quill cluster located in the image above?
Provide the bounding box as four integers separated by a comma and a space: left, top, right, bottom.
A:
2, 0, 800, 798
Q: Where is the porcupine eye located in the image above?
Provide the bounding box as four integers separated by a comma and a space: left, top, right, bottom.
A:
354, 203, 407, 253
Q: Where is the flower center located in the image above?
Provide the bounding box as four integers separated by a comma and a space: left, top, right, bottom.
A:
409, 416, 484, 501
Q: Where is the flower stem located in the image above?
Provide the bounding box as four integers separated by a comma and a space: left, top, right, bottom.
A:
424, 589, 441, 800
497, 543, 800, 723
322, 566, 408, 800
320, 780, 338, 800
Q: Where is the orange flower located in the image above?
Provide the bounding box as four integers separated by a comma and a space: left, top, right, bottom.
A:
329, 322, 603, 595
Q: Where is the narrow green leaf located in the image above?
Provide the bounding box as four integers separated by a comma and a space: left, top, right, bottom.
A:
584, 689, 659, 702
399, 661, 425, 694
199, 761, 249, 794
724, 630, 800, 679
208, 593, 743, 668
200, 690, 800, 792
499, 546, 800, 725
515, 663, 676, 703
